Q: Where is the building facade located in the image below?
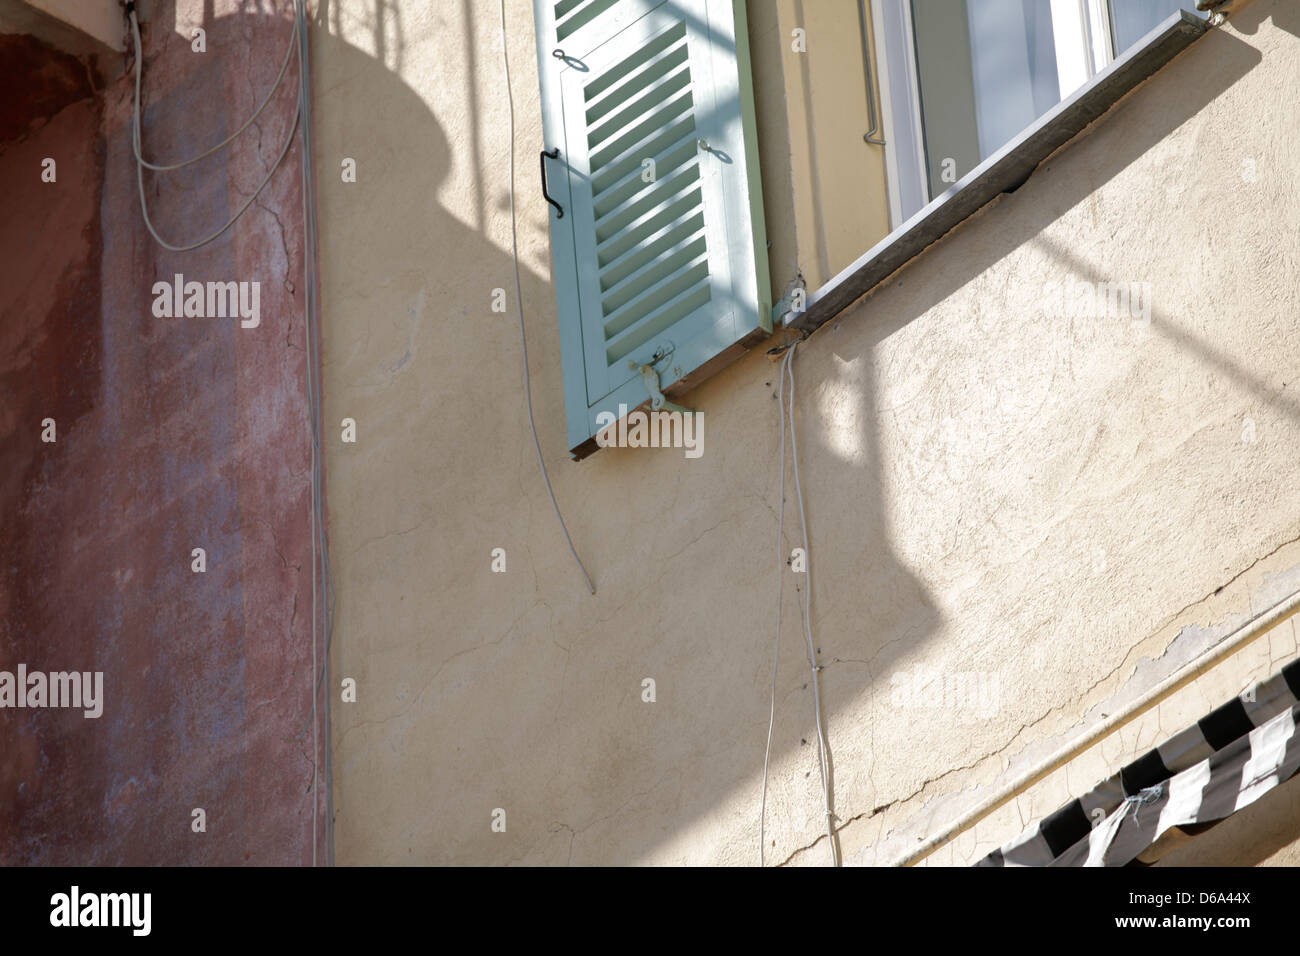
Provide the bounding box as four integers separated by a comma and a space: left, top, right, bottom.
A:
5, 0, 1299, 865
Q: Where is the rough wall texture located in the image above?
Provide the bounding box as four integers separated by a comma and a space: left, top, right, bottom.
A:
0, 0, 321, 864
316, 0, 1300, 865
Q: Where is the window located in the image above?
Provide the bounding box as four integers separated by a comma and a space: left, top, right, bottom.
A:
875, 0, 1203, 223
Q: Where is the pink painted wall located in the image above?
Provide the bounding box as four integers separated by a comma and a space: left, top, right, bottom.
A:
0, 1, 324, 864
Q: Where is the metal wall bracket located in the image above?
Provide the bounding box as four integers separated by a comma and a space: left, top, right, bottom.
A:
772, 274, 808, 327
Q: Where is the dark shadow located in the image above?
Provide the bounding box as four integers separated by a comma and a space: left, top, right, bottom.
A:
0, 22, 106, 867
1224, 0, 1300, 37
313, 0, 1271, 867
9, 0, 1279, 869
780, 1, 1273, 863
803, 16, 1266, 644
298, 0, 931, 868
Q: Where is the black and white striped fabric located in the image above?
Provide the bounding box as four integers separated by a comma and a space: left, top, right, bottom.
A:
978, 656, 1300, 866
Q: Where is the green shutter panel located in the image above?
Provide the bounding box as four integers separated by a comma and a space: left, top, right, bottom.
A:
533, 0, 771, 458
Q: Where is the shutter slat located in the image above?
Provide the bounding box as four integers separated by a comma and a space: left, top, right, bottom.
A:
585, 42, 690, 128
555, 0, 621, 42
588, 89, 695, 172
595, 187, 703, 266
585, 32, 688, 118
592, 136, 698, 218
601, 233, 708, 315
586, 60, 692, 152
602, 257, 710, 338
590, 113, 697, 196
594, 163, 700, 242
599, 210, 706, 292
604, 278, 712, 363
584, 19, 687, 102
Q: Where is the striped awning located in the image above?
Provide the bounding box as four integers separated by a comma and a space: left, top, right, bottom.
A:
978, 656, 1300, 866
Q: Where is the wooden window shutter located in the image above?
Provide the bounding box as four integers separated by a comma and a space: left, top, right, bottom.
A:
532, 0, 771, 458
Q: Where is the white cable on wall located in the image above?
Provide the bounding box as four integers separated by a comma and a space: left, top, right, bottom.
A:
296, 0, 335, 869
787, 343, 838, 866
132, 9, 300, 171
129, 6, 302, 252
288, 0, 331, 869
127, 0, 333, 864
761, 342, 838, 866
759, 348, 790, 866
499, 0, 596, 597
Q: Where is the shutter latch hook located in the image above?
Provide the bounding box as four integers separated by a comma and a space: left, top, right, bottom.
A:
629, 358, 693, 415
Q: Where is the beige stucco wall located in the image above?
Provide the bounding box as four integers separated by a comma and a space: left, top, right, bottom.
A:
314, 0, 1300, 865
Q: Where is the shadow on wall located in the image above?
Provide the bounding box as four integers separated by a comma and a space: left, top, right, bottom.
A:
808, 13, 1268, 632
1231, 0, 1300, 38
1156, 756, 1300, 865
300, 0, 928, 865
4, 0, 1282, 867
308, 0, 1284, 867
805, 0, 1295, 864
0, 22, 111, 864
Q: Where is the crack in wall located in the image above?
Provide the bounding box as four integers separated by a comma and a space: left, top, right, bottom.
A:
779, 534, 1300, 866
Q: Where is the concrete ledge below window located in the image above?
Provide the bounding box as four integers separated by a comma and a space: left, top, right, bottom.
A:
783, 9, 1210, 336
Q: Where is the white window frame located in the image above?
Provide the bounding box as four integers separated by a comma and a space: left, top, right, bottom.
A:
1083, 0, 1117, 74
1052, 0, 1096, 98
871, 0, 928, 231
872, 0, 1171, 229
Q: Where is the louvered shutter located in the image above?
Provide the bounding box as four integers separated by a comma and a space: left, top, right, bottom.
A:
533, 0, 771, 458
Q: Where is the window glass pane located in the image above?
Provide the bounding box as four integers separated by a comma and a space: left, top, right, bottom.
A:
910, 0, 981, 197
1108, 1, 1197, 54
911, 0, 1063, 198
967, 0, 1060, 158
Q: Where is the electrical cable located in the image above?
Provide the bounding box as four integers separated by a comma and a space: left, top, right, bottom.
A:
499, 0, 596, 596
785, 343, 838, 866
288, 0, 334, 867
759, 347, 790, 866
289, 0, 320, 869
301, 0, 336, 869
132, 10, 301, 171
296, 0, 332, 868
760, 342, 838, 866
129, 7, 302, 252
128, 0, 332, 863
